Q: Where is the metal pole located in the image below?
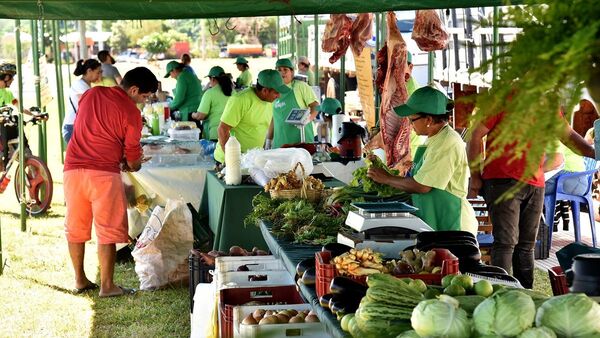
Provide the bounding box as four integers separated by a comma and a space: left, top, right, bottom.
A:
53, 21, 66, 162
31, 20, 44, 161
428, 52, 434, 84
313, 15, 319, 88
290, 16, 295, 60
492, 7, 499, 80
15, 20, 27, 231
339, 55, 345, 112
39, 20, 48, 163
276, 17, 279, 56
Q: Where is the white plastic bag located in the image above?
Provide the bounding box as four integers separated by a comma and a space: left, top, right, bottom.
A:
241, 148, 314, 179
132, 199, 194, 290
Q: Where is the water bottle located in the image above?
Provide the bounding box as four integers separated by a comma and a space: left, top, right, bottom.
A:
0, 175, 11, 193
224, 132, 242, 185
151, 112, 160, 136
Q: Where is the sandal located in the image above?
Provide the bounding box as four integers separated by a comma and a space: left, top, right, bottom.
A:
99, 286, 137, 298
73, 282, 99, 294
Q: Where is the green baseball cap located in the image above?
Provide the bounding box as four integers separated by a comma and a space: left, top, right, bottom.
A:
257, 69, 291, 94
234, 56, 248, 64
315, 98, 342, 115
275, 58, 294, 70
393, 86, 449, 116
407, 52, 413, 64
164, 61, 181, 78
207, 66, 225, 78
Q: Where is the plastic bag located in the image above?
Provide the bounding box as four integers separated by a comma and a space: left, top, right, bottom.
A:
241, 148, 313, 179
132, 199, 194, 290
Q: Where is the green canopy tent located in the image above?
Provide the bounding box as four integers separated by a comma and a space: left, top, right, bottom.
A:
0, 1, 509, 19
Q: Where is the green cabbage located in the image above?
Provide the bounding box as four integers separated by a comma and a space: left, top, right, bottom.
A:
411, 298, 472, 338
535, 293, 600, 337
396, 330, 421, 338
473, 290, 535, 336
519, 327, 557, 338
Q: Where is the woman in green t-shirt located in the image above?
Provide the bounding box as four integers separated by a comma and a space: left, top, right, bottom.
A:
234, 57, 252, 89
191, 66, 233, 141
266, 58, 319, 149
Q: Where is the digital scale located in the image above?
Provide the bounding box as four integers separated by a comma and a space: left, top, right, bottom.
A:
285, 108, 311, 143
337, 202, 434, 257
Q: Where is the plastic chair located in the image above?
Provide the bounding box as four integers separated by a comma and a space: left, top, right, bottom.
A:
544, 165, 598, 248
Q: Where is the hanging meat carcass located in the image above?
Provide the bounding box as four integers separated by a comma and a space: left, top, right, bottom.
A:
379, 11, 411, 173
321, 14, 353, 64
412, 10, 449, 51
350, 13, 374, 55
375, 43, 388, 95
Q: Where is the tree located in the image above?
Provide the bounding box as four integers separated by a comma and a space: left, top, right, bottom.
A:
138, 32, 173, 56
108, 21, 130, 52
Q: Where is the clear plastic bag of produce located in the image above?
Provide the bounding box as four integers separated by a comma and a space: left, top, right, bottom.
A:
242, 148, 314, 179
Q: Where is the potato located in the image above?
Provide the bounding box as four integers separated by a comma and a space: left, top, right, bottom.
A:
275, 314, 289, 323
304, 314, 319, 323
229, 246, 246, 256
242, 314, 257, 325
287, 309, 298, 316
258, 315, 278, 325
264, 310, 274, 316
289, 315, 305, 323
252, 309, 265, 321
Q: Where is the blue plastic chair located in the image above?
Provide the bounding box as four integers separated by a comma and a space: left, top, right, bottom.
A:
544, 162, 598, 248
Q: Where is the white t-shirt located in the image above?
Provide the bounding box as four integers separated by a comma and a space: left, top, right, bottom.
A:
63, 78, 90, 125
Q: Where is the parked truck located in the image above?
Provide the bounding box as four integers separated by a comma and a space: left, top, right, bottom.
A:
224, 44, 264, 58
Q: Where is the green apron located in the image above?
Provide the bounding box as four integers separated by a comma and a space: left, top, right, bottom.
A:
411, 145, 462, 231
272, 81, 314, 148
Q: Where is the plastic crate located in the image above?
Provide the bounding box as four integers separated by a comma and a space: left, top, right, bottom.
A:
219, 285, 304, 338
189, 250, 214, 313
215, 256, 285, 274
168, 128, 200, 141
217, 270, 295, 290
548, 266, 569, 296
233, 304, 328, 338
315, 248, 459, 298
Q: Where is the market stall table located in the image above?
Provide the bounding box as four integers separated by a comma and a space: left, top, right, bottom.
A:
202, 171, 344, 252
259, 220, 351, 338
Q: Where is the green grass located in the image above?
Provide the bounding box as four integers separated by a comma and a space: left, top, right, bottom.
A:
0, 187, 189, 338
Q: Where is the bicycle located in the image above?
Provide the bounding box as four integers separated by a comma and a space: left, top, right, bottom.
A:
0, 106, 53, 215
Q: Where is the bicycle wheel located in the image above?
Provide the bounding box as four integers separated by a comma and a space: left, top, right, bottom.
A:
14, 156, 53, 215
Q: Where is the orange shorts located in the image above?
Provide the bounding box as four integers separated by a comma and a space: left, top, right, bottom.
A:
64, 169, 128, 244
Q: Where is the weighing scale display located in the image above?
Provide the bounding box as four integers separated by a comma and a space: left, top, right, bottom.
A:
285, 108, 311, 126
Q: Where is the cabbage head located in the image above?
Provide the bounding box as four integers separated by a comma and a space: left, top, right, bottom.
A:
411, 298, 471, 338
518, 327, 557, 338
535, 293, 600, 337
473, 290, 535, 336
396, 330, 421, 338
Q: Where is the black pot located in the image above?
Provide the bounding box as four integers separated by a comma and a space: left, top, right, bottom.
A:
570, 253, 600, 296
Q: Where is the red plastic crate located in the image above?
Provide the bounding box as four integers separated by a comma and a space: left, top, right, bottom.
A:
219, 285, 304, 338
548, 266, 569, 296
315, 248, 459, 297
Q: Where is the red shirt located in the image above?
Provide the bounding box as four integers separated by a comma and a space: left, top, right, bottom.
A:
64, 86, 142, 173
482, 113, 545, 187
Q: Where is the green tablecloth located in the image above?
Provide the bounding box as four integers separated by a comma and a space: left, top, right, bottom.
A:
202, 171, 344, 251
260, 221, 351, 338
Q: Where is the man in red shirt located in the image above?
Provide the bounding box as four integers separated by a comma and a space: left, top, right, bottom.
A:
468, 112, 594, 288
64, 67, 158, 297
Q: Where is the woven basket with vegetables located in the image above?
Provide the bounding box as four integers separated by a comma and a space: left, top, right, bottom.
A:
265, 162, 324, 202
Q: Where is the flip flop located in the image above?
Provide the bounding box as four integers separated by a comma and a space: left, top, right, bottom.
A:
73, 282, 99, 294
99, 286, 137, 298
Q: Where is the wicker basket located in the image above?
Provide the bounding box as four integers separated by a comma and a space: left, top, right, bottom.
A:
269, 163, 323, 202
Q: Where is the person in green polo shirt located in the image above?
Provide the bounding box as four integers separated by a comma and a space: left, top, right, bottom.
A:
234, 57, 252, 89
191, 66, 233, 141
165, 60, 202, 121
214, 69, 290, 164
366, 86, 478, 235
266, 58, 319, 149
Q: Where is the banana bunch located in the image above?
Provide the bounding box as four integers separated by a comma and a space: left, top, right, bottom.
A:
333, 248, 387, 276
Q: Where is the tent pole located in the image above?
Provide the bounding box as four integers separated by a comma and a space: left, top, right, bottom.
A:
39, 20, 48, 163
63, 21, 72, 87
313, 14, 319, 90
52, 20, 66, 163
15, 20, 27, 231
428, 52, 434, 84
31, 20, 45, 161
290, 16, 295, 60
